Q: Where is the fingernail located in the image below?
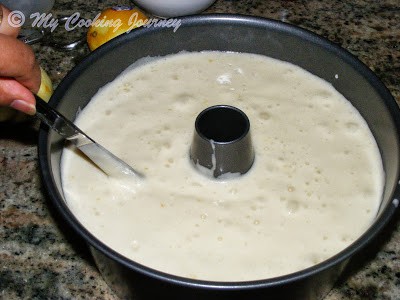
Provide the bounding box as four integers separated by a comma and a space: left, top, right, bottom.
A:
10, 100, 36, 115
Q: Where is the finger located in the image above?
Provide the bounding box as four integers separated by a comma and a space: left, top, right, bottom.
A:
0, 34, 41, 93
0, 5, 21, 37
0, 77, 36, 115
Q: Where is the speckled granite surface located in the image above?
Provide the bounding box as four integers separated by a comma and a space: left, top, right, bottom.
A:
1, 0, 399, 299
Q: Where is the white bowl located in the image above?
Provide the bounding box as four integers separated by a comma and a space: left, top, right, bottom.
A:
131, 0, 216, 17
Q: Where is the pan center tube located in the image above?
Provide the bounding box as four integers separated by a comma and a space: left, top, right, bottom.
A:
190, 105, 255, 179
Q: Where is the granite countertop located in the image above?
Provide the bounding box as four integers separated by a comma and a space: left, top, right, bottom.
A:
1, 0, 399, 299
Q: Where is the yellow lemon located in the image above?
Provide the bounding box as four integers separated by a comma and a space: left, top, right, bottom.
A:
87, 6, 148, 51
37, 67, 54, 102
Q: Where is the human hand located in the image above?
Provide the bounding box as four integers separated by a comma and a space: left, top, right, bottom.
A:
0, 4, 41, 115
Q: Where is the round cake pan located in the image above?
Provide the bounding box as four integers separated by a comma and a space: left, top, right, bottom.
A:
38, 14, 400, 300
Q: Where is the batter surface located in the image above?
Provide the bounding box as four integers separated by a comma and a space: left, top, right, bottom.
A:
61, 51, 384, 281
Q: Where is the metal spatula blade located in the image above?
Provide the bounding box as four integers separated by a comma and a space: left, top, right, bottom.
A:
35, 96, 143, 179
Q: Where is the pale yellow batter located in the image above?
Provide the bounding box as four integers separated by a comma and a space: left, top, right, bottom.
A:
61, 51, 384, 281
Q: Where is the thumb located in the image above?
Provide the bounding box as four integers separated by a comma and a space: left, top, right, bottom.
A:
0, 77, 36, 114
